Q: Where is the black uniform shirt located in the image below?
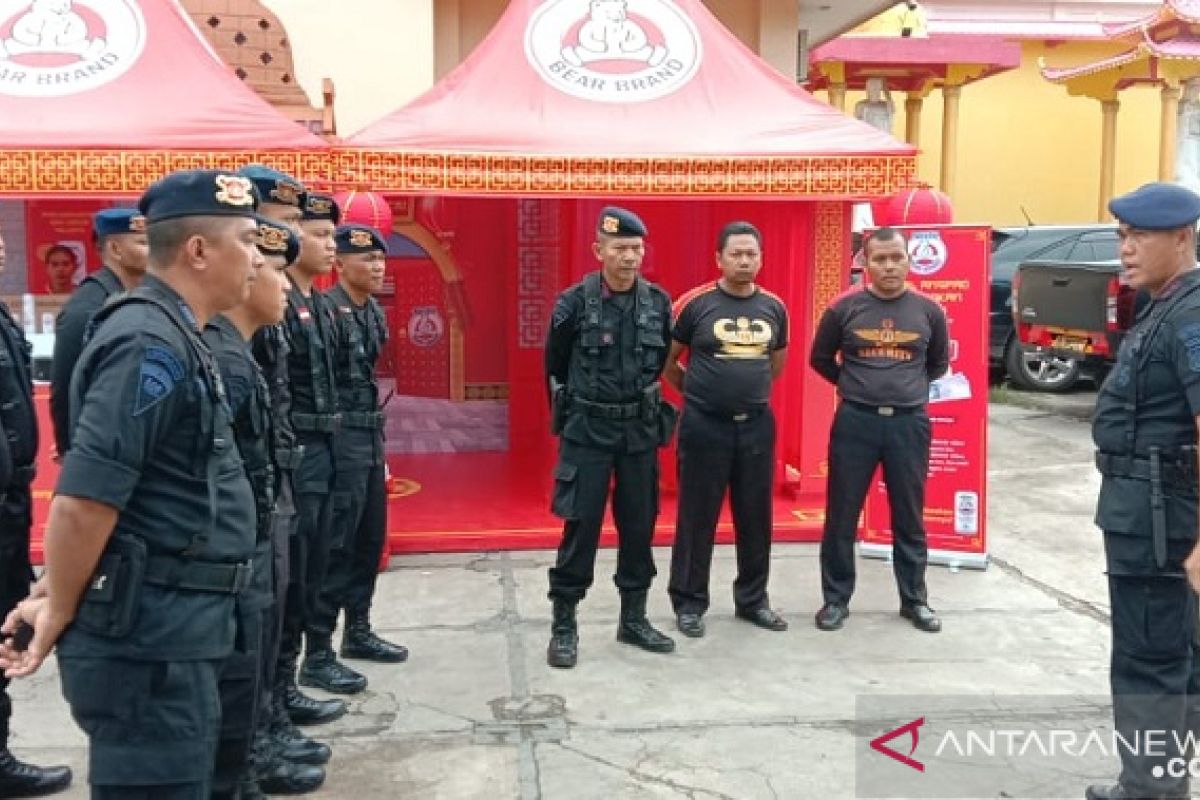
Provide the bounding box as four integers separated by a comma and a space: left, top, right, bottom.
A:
672, 282, 788, 416
545, 273, 671, 452
56, 276, 255, 661
50, 266, 123, 456
0, 298, 36, 488
252, 323, 298, 470
810, 287, 949, 408
283, 278, 338, 418
1093, 269, 1200, 538
205, 315, 274, 609
326, 283, 387, 466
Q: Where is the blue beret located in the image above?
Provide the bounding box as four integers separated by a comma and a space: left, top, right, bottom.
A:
597, 206, 647, 237
139, 169, 259, 224
237, 164, 304, 208
335, 224, 387, 255
256, 216, 300, 266
1109, 182, 1200, 230
93, 208, 145, 238
302, 192, 340, 224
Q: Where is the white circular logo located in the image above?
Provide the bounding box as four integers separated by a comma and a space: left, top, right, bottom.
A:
408, 306, 445, 348
0, 0, 146, 98
525, 0, 702, 104
908, 231, 949, 276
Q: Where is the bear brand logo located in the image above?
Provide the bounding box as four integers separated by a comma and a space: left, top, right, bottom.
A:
525, 0, 702, 104
0, 0, 146, 98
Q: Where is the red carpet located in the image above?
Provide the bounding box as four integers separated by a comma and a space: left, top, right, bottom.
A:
385, 450, 824, 553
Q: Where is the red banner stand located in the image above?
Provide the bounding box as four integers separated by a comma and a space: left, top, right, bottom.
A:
859, 225, 991, 570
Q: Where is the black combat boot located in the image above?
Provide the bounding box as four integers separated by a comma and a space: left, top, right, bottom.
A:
546, 599, 579, 669
266, 702, 332, 765
237, 778, 269, 800
616, 592, 675, 654
279, 662, 347, 726
340, 610, 408, 663
300, 636, 367, 695
0, 748, 72, 797
255, 755, 325, 795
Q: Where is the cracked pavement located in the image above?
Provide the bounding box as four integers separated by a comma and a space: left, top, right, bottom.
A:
8, 401, 1119, 798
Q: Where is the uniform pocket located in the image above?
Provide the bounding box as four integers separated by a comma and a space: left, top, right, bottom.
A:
550, 462, 579, 520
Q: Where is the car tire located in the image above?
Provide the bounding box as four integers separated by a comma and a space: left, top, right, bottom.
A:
1004, 337, 1080, 393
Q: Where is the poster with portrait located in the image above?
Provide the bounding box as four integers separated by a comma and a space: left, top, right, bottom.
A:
24, 200, 109, 295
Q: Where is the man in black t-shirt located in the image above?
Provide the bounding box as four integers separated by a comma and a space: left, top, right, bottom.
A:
809, 226, 949, 635
664, 221, 789, 638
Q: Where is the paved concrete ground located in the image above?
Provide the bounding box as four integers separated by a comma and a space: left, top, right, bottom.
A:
8, 399, 1126, 799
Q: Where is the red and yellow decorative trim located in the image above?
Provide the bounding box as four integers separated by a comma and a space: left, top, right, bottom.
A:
0, 148, 917, 200
811, 201, 847, 328
0, 149, 330, 196
332, 150, 917, 198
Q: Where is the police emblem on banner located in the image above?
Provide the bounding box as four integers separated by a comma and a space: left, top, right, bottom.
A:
525, 0, 702, 104
0, 0, 147, 98
908, 231, 949, 277
407, 306, 444, 348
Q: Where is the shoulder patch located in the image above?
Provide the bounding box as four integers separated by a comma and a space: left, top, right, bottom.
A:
1177, 323, 1200, 372
552, 296, 576, 329
133, 345, 185, 417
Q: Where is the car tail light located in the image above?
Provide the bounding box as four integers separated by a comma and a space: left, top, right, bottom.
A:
1105, 276, 1120, 331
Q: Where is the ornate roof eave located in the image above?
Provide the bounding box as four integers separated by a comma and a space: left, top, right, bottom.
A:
808, 33, 1021, 96
1103, 0, 1200, 39
1040, 44, 1200, 100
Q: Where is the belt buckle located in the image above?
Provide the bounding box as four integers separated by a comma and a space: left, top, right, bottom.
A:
878, 406, 895, 417
231, 561, 252, 593
732, 412, 749, 422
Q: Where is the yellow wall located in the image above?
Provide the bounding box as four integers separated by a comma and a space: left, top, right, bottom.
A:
889, 41, 1161, 226
262, 0, 434, 137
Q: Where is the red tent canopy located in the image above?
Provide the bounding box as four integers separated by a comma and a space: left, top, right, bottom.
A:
342, 0, 916, 197
0, 0, 327, 196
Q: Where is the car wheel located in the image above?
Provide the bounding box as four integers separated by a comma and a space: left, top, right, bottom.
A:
1004, 337, 1080, 392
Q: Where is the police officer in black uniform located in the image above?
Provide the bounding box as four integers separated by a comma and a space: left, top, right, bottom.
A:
0, 169, 260, 798
238, 166, 344, 755
49, 208, 148, 460
544, 206, 677, 669
314, 224, 407, 664
0, 230, 72, 798
1088, 182, 1200, 800
282, 193, 369, 698
206, 218, 325, 799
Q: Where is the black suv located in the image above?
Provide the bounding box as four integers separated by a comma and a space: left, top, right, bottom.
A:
991, 224, 1118, 391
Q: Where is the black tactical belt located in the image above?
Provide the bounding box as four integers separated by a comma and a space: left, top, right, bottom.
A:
292, 412, 341, 433
144, 556, 252, 595
842, 399, 922, 417
274, 447, 306, 470
571, 397, 641, 420
1095, 452, 1197, 488
343, 411, 385, 430
10, 464, 35, 485
696, 406, 766, 423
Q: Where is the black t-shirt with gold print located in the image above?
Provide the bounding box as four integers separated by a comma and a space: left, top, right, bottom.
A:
673, 282, 789, 416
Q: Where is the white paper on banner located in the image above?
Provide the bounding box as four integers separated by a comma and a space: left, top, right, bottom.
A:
929, 372, 972, 403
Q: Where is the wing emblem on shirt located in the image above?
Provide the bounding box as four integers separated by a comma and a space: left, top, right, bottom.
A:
854, 319, 919, 346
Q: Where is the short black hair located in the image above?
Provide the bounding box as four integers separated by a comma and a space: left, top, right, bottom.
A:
863, 226, 907, 257
147, 217, 236, 266
716, 221, 762, 253
44, 244, 78, 264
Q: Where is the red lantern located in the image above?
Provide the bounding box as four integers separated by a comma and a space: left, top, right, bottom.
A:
881, 182, 954, 226
334, 188, 394, 234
